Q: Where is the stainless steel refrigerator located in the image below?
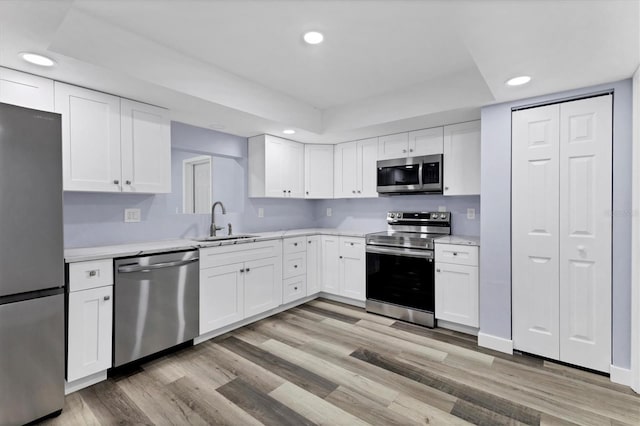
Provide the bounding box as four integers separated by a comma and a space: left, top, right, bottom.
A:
0, 102, 65, 424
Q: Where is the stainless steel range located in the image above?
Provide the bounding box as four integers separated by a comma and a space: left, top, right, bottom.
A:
365, 211, 451, 327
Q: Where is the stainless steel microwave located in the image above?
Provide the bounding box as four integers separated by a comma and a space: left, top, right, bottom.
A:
376, 154, 443, 194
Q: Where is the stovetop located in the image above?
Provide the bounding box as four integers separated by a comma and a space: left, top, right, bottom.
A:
366, 211, 452, 250
366, 231, 443, 250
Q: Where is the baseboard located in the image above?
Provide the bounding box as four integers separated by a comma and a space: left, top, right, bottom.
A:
437, 319, 479, 336
478, 331, 513, 355
65, 370, 107, 395
610, 365, 633, 387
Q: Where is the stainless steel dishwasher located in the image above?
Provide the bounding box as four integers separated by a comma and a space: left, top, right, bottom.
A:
114, 250, 199, 366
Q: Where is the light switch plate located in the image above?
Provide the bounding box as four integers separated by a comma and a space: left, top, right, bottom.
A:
258, 207, 264, 218
124, 208, 141, 223
467, 208, 476, 220
326, 207, 332, 217
438, 205, 446, 212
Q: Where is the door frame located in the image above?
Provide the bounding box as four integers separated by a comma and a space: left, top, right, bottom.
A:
631, 68, 640, 393
182, 155, 212, 214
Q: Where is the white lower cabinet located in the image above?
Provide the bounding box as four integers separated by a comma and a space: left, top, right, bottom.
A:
282, 237, 308, 304
322, 236, 365, 301
283, 275, 307, 304
67, 285, 113, 382
199, 241, 282, 334
306, 236, 321, 296
435, 243, 479, 328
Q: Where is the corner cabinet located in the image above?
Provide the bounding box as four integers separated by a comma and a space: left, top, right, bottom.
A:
434, 243, 479, 328
248, 134, 304, 198
0, 67, 54, 112
334, 138, 378, 198
55, 82, 170, 193
443, 120, 480, 196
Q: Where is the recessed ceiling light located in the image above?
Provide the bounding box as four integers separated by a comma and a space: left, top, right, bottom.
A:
283, 129, 296, 135
19, 52, 56, 67
303, 31, 324, 45
506, 75, 531, 86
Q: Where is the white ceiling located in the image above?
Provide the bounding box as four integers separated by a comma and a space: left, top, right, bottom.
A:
0, 0, 638, 143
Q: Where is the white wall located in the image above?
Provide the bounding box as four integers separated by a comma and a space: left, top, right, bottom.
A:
480, 79, 634, 369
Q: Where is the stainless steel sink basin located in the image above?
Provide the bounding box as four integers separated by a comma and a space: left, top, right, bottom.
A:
192, 234, 257, 243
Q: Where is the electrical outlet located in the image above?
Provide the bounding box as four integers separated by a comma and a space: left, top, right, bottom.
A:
437, 205, 446, 212
124, 208, 141, 223
258, 207, 264, 218
467, 208, 476, 220
326, 207, 332, 217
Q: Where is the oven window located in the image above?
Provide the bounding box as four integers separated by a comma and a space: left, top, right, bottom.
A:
422, 161, 440, 185
377, 164, 420, 186
366, 251, 434, 312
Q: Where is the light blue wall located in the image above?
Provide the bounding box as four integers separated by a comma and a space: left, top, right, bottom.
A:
480, 79, 633, 368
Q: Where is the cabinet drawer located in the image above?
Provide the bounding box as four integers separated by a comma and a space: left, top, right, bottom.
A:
339, 237, 364, 258
283, 276, 306, 304
284, 253, 307, 279
283, 237, 306, 254
68, 259, 114, 292
200, 240, 282, 269
435, 244, 478, 266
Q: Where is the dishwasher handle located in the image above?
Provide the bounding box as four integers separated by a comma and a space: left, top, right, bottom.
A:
117, 257, 199, 273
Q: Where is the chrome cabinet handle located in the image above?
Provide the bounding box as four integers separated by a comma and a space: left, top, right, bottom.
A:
113, 179, 120, 185
103, 295, 110, 301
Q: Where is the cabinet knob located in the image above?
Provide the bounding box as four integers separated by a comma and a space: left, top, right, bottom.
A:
103, 295, 110, 301
283, 190, 286, 193
453, 252, 458, 256
113, 179, 120, 185
240, 268, 245, 273
436, 269, 440, 273
294, 264, 298, 268
306, 191, 309, 195
352, 190, 356, 194
246, 268, 250, 272
294, 242, 298, 246
125, 180, 132, 185
445, 186, 449, 191
339, 256, 343, 259
357, 190, 361, 194
288, 190, 291, 193
409, 149, 413, 152
88, 270, 98, 277
350, 242, 354, 246
403, 149, 407, 153
294, 287, 298, 291
308, 241, 312, 244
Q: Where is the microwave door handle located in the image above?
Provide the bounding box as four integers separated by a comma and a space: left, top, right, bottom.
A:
418, 160, 424, 189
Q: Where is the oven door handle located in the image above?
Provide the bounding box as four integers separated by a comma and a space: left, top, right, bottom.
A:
366, 245, 433, 260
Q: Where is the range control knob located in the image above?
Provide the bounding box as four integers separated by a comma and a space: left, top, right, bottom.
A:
440, 213, 446, 219
431, 213, 439, 219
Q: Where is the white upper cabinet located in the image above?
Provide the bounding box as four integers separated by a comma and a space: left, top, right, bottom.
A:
304, 144, 334, 199
335, 138, 378, 198
0, 67, 54, 112
378, 132, 409, 160
249, 134, 304, 198
378, 127, 443, 160
409, 127, 444, 156
121, 99, 171, 193
443, 120, 481, 196
55, 82, 122, 192
55, 82, 171, 193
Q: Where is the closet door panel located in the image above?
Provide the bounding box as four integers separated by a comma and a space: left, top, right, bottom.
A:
559, 95, 612, 372
512, 104, 560, 359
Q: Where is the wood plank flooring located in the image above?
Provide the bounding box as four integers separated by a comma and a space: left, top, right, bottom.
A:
41, 299, 640, 425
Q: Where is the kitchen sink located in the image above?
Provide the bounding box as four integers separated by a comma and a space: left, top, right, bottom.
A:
192, 234, 257, 243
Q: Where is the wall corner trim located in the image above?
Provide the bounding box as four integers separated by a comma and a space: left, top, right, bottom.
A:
610, 365, 633, 387
478, 331, 513, 354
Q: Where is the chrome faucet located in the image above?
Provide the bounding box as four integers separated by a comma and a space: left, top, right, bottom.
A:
210, 201, 226, 237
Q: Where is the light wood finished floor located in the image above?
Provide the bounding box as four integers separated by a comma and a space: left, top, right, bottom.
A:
41, 299, 639, 425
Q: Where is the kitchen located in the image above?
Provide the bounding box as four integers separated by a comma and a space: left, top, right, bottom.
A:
0, 1, 639, 425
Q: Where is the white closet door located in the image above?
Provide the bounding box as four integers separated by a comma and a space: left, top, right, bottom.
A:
512, 104, 560, 359
559, 95, 612, 372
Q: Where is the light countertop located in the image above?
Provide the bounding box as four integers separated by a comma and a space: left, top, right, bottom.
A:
64, 228, 367, 263
435, 235, 481, 246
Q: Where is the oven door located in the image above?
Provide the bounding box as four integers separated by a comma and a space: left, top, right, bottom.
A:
365, 245, 435, 313
376, 157, 422, 193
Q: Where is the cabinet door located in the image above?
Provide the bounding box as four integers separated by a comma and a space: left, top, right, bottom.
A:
0, 67, 54, 112
55, 82, 122, 192
200, 263, 244, 333
334, 141, 358, 198
120, 99, 171, 193
264, 136, 286, 197
305, 144, 334, 199
357, 138, 379, 198
378, 133, 408, 160
284, 140, 304, 198
244, 257, 283, 318
306, 236, 321, 296
339, 237, 365, 301
283, 275, 307, 304
67, 286, 113, 382
409, 127, 443, 156
435, 263, 479, 327
443, 120, 481, 196
512, 105, 560, 360
558, 95, 612, 373
321, 236, 340, 294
